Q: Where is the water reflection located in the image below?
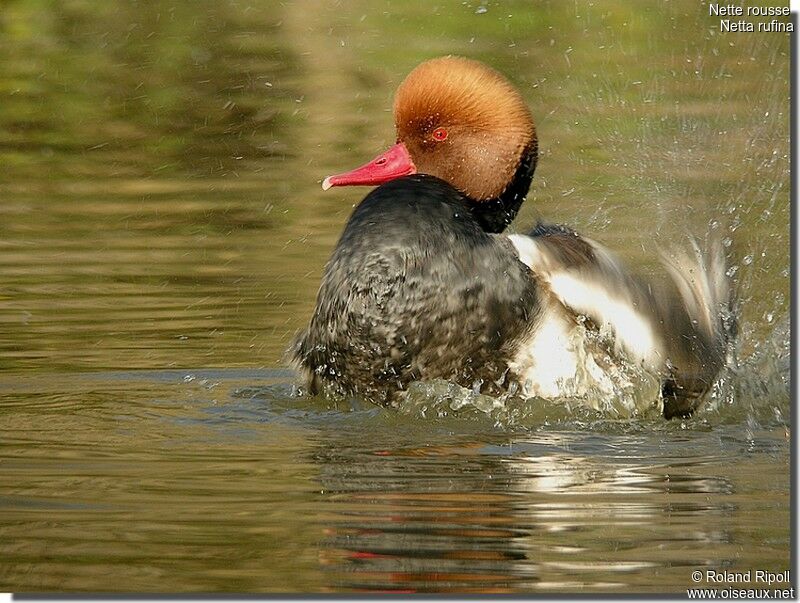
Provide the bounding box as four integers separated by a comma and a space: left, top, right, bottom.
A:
314, 429, 780, 593
0, 370, 789, 592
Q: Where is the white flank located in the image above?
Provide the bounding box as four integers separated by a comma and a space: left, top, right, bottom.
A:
508, 308, 579, 399
508, 306, 615, 405
506, 233, 662, 370
547, 272, 660, 368
507, 234, 545, 270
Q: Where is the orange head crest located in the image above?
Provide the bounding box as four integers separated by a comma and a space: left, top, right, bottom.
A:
323, 56, 537, 204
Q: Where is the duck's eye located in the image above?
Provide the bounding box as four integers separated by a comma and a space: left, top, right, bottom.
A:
431, 127, 448, 142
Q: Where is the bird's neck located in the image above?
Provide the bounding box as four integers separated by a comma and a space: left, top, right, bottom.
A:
468, 141, 538, 234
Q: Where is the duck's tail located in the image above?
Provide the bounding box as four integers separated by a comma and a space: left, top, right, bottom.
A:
658, 235, 737, 417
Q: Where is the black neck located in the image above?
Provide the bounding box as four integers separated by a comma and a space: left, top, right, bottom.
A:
468, 141, 538, 234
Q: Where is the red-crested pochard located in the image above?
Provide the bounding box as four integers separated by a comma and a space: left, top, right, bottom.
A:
293, 56, 734, 418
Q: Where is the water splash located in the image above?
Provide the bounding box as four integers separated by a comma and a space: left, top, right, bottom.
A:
389, 305, 789, 431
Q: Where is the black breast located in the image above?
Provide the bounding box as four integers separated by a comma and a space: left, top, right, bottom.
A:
293, 174, 541, 405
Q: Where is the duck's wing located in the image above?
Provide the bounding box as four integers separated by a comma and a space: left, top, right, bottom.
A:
506, 223, 666, 370
505, 223, 733, 417
656, 236, 735, 414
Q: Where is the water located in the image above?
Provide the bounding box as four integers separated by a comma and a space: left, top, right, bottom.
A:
0, 0, 791, 594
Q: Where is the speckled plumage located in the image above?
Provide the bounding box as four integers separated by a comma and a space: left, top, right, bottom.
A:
293, 175, 541, 405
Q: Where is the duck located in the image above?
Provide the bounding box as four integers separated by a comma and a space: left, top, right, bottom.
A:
292, 56, 733, 419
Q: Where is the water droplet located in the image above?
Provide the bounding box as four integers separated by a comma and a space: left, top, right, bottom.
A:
475, 4, 488, 14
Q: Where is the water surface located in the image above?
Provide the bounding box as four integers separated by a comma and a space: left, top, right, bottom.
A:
0, 0, 791, 594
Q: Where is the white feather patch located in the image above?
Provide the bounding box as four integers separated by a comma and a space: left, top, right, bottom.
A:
507, 234, 545, 271
547, 272, 660, 368
508, 305, 615, 403
506, 233, 662, 370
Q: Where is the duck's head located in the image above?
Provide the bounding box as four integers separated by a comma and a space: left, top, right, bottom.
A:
322, 56, 538, 233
